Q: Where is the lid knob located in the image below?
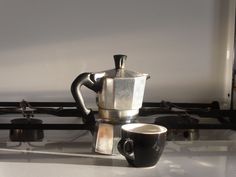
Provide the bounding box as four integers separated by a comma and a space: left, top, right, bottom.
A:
114, 54, 127, 69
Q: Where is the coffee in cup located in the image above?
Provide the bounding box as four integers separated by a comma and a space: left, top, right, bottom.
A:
117, 123, 167, 167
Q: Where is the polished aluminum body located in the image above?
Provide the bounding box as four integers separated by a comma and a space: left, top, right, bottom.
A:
96, 70, 148, 121
94, 56, 149, 122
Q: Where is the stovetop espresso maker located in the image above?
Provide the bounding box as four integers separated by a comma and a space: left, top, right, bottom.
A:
71, 54, 149, 154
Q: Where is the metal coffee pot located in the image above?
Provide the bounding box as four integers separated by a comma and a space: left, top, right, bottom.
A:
71, 54, 149, 154
71, 54, 149, 123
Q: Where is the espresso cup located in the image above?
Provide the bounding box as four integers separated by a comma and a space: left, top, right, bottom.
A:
118, 123, 167, 167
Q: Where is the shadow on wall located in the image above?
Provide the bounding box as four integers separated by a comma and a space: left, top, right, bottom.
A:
0, 0, 230, 104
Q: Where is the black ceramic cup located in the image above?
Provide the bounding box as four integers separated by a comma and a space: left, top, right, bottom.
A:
118, 123, 167, 167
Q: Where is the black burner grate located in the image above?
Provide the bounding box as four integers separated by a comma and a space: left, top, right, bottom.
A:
0, 101, 234, 130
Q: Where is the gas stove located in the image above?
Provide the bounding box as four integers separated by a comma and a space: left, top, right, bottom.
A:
0, 100, 235, 177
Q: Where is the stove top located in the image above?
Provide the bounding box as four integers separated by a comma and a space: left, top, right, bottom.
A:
0, 100, 235, 177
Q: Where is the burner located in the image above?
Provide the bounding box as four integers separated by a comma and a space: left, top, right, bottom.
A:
10, 118, 44, 142
154, 115, 199, 140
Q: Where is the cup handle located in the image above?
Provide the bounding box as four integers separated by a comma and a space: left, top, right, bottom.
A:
117, 138, 134, 161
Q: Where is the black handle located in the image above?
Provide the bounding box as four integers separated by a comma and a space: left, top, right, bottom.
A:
117, 138, 134, 161
71, 73, 100, 123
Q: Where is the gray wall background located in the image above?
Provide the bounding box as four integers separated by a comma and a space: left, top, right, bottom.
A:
0, 0, 234, 107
